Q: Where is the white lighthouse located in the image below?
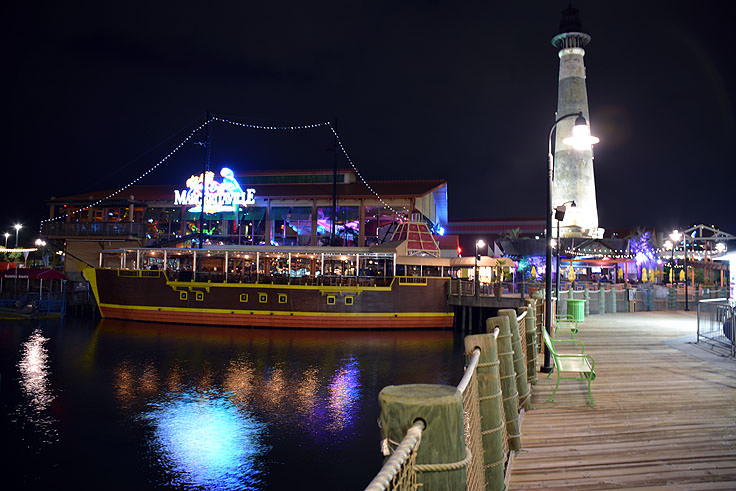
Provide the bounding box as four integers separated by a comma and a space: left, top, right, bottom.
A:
551, 5, 603, 238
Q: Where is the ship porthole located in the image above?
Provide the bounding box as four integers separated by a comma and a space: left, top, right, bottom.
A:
327, 295, 336, 305
345, 296, 354, 306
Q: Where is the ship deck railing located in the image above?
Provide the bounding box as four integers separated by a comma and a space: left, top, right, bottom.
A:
126, 269, 441, 288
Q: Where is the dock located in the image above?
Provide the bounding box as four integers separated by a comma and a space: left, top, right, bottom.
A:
509, 311, 736, 489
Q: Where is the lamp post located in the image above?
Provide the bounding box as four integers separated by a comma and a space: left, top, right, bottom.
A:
475, 239, 485, 298
542, 112, 599, 373
669, 229, 688, 310
554, 200, 576, 311
14, 223, 22, 248
3, 232, 9, 248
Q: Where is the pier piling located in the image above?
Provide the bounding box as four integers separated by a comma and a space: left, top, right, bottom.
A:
378, 384, 468, 490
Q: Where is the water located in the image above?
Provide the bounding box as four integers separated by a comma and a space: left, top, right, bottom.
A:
0, 318, 465, 490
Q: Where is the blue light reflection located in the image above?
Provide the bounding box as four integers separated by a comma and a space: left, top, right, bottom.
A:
143, 391, 267, 490
327, 357, 361, 431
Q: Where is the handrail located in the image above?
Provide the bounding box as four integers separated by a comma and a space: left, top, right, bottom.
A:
699, 297, 730, 303
364, 420, 426, 491
517, 310, 527, 324
457, 348, 481, 394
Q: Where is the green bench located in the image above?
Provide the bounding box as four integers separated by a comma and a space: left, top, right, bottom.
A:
555, 314, 579, 338
542, 328, 596, 405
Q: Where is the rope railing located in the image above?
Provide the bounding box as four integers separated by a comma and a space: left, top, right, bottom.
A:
458, 348, 481, 394
365, 420, 425, 491
458, 348, 484, 491
367, 321, 530, 491
364, 349, 483, 491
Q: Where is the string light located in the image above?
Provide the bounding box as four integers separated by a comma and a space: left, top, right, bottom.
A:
327, 122, 399, 216
39, 117, 217, 232
39, 115, 402, 232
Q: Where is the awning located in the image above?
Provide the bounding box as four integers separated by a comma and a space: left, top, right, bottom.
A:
0, 268, 66, 279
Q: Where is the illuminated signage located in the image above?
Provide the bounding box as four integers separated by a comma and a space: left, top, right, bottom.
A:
174, 167, 255, 214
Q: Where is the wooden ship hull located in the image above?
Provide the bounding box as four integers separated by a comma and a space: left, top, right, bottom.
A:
83, 267, 454, 329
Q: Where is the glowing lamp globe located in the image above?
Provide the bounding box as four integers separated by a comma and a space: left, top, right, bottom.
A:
563, 115, 600, 150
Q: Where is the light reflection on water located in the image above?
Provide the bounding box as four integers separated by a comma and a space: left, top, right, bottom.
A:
17, 329, 57, 444
2, 320, 462, 489
327, 357, 361, 431
143, 390, 267, 490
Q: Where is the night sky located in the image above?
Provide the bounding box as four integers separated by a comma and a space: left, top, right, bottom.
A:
3, 1, 735, 245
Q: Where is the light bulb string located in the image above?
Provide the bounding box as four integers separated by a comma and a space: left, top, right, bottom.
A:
39, 117, 216, 232
39, 116, 399, 232
327, 122, 398, 215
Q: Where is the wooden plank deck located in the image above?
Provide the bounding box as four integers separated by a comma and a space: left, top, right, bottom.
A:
509, 311, 736, 490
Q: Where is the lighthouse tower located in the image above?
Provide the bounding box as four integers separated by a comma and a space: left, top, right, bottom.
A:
551, 5, 603, 238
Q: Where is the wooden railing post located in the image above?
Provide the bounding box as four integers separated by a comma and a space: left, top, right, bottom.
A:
486, 315, 521, 451
610, 284, 617, 313
523, 301, 538, 385
464, 332, 506, 490
378, 384, 467, 490
500, 309, 531, 410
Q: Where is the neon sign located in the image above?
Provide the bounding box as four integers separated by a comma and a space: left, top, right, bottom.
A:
174, 168, 255, 214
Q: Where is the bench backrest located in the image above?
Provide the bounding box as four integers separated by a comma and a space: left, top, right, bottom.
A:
542, 328, 558, 359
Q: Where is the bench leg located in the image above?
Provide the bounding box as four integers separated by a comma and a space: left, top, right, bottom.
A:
587, 376, 594, 405
548, 370, 561, 402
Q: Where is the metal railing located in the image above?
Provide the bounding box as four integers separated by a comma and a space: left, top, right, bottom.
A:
555, 284, 731, 316
697, 298, 735, 357
449, 279, 530, 298
42, 221, 145, 237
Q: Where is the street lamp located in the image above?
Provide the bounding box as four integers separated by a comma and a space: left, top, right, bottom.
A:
554, 200, 576, 310
475, 239, 486, 298
14, 223, 22, 248
542, 112, 599, 373
35, 238, 47, 267
664, 239, 674, 284
669, 230, 682, 287
3, 232, 9, 248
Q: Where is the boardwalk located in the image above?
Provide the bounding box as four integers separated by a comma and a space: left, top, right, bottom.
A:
509, 311, 736, 490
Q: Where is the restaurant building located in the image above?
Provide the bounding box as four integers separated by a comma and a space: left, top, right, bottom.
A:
43, 168, 449, 279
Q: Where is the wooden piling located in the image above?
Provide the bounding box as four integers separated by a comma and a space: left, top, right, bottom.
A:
523, 301, 538, 385
465, 332, 507, 490
610, 285, 617, 313
500, 309, 531, 411
486, 315, 521, 451
378, 384, 468, 490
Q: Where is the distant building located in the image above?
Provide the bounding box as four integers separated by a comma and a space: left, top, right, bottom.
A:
447, 217, 545, 256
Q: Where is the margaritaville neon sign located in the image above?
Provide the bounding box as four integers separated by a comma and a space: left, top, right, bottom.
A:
174, 167, 256, 214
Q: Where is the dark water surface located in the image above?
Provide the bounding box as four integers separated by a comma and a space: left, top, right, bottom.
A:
0, 317, 465, 490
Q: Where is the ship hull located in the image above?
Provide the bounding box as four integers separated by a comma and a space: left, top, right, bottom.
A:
84, 268, 454, 329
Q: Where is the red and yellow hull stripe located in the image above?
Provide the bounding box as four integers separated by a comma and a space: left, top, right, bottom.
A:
98, 303, 454, 329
